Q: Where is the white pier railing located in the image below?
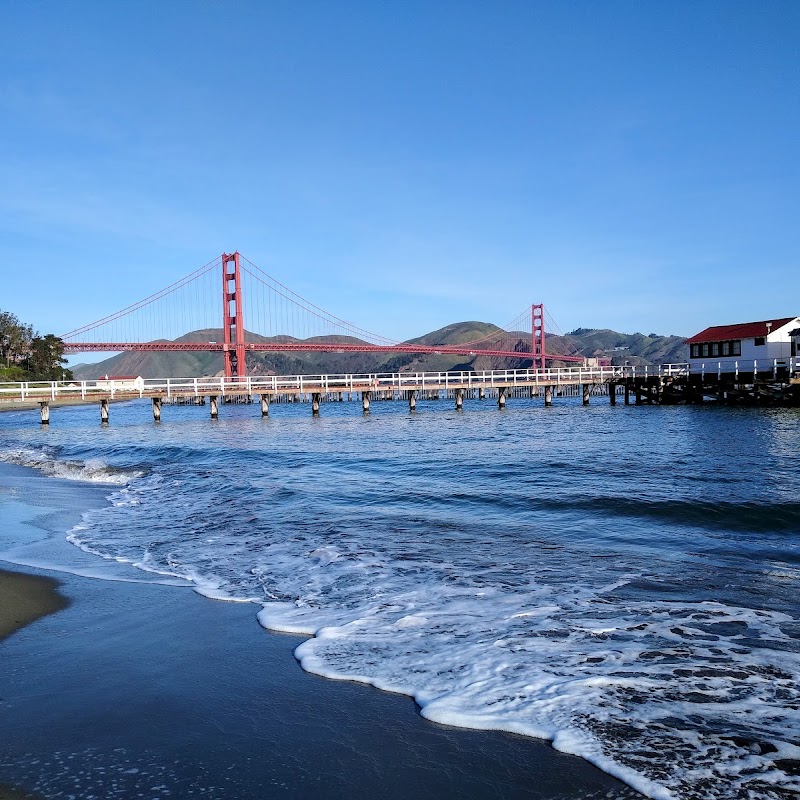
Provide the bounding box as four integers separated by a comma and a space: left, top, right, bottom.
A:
1, 359, 798, 405
2, 365, 630, 403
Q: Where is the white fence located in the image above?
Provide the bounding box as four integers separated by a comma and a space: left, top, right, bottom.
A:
1, 359, 798, 404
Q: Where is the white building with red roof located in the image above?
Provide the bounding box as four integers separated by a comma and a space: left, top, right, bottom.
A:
685, 317, 800, 370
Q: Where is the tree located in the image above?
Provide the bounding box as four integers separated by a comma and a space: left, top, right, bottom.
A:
0, 310, 33, 367
27, 334, 72, 380
0, 309, 72, 380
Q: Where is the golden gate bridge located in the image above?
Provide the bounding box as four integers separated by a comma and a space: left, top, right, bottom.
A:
61, 252, 585, 378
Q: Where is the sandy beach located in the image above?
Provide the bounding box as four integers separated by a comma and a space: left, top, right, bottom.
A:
0, 569, 68, 643
0, 461, 641, 799
0, 569, 59, 800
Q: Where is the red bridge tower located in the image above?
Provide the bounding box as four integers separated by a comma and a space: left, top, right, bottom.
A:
222, 252, 247, 379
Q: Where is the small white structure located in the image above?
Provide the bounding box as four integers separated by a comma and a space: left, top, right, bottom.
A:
96, 375, 145, 391
686, 317, 800, 372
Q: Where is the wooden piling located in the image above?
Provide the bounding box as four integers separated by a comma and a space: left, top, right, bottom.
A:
209, 395, 219, 419
100, 398, 109, 424
362, 391, 370, 413
544, 386, 553, 406
39, 401, 50, 425
408, 390, 416, 411
152, 396, 162, 422
455, 388, 463, 410
582, 384, 591, 405
312, 393, 321, 416
498, 387, 507, 408
260, 394, 269, 417
609, 382, 617, 406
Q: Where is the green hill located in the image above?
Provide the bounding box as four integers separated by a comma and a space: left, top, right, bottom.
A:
71, 323, 688, 379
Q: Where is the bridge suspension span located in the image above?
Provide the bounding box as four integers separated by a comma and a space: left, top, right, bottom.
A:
61, 251, 584, 378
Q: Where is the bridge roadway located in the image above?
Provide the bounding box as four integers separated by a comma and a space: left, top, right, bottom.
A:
2, 365, 696, 423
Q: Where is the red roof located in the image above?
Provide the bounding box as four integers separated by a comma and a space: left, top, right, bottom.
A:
685, 318, 797, 344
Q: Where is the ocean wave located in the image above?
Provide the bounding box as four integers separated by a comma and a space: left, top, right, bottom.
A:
3, 401, 799, 799
0, 447, 143, 486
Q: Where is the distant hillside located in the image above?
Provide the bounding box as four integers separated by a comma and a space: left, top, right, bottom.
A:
548, 328, 687, 367
71, 323, 688, 379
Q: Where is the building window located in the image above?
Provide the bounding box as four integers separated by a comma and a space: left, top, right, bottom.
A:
691, 344, 700, 358
721, 341, 730, 356
732, 340, 741, 356
711, 343, 719, 356
754, 336, 765, 346
701, 344, 709, 357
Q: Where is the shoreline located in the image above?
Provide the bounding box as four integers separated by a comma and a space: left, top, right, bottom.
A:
0, 460, 641, 799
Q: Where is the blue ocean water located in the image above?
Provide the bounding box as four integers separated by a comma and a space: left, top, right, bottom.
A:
1, 396, 798, 799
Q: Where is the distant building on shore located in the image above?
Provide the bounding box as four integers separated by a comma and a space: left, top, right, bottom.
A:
96, 375, 145, 391
686, 317, 800, 368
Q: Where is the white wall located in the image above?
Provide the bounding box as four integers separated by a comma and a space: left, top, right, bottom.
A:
687, 317, 800, 372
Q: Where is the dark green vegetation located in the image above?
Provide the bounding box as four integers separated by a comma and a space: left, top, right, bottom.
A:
71, 323, 687, 379
0, 311, 71, 381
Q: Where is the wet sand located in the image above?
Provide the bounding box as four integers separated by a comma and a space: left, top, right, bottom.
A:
0, 463, 642, 799
0, 573, 48, 800
0, 569, 68, 642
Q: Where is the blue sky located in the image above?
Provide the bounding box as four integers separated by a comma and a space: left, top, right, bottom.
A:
1, 1, 798, 354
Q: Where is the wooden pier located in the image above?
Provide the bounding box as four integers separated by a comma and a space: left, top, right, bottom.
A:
2, 360, 799, 424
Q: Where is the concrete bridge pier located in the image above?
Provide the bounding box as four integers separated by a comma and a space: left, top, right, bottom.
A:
100, 398, 109, 425
39, 401, 50, 425
362, 391, 370, 413
312, 393, 321, 416
209, 396, 219, 419
582, 384, 591, 405
260, 394, 269, 417
498, 387, 507, 409
152, 397, 162, 422
544, 386, 553, 406
455, 388, 464, 410
408, 390, 416, 411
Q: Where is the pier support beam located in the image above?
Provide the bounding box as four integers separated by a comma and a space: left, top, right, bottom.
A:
100, 398, 109, 425
209, 396, 219, 419
260, 394, 269, 417
362, 391, 370, 413
39, 401, 50, 425
408, 390, 416, 411
152, 397, 162, 422
312, 393, 321, 416
582, 384, 591, 405
455, 388, 464, 410
609, 383, 617, 406
498, 387, 507, 409
478, 387, 486, 400
624, 383, 630, 405
544, 386, 553, 406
